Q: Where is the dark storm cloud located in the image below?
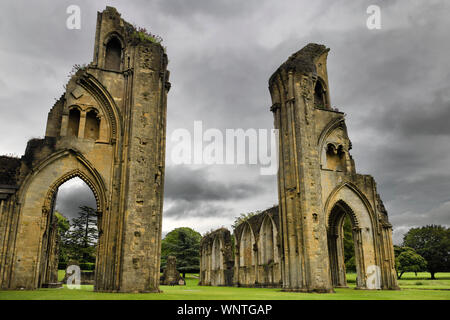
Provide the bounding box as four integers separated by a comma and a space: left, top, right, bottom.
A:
163, 165, 275, 219
165, 165, 265, 202
381, 173, 450, 218
165, 49, 274, 130
390, 200, 450, 229
164, 199, 231, 219
55, 179, 96, 221
374, 89, 450, 137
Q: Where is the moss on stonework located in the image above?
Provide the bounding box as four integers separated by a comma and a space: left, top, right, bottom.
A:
122, 19, 164, 47
268, 43, 329, 88
0, 156, 21, 185
131, 30, 161, 44
233, 206, 279, 242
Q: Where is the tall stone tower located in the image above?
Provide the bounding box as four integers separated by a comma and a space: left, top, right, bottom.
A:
0, 7, 170, 292
269, 44, 398, 292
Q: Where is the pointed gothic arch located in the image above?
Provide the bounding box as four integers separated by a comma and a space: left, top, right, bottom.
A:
104, 33, 124, 71
211, 237, 224, 285
77, 72, 122, 141
68, 107, 81, 137
324, 183, 380, 289
9, 149, 107, 290
258, 216, 277, 265
236, 222, 256, 286
318, 118, 352, 171
314, 77, 328, 109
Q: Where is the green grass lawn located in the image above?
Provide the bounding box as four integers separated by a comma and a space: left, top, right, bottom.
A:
0, 272, 449, 300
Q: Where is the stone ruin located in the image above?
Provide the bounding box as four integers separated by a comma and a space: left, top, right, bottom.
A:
0, 7, 399, 295
160, 256, 185, 286
199, 207, 281, 288
0, 7, 169, 293
200, 43, 399, 292
199, 228, 234, 287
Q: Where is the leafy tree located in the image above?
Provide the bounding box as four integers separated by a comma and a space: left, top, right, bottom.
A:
403, 225, 450, 279
161, 227, 202, 278
55, 211, 70, 235
394, 246, 427, 279
54, 211, 70, 267
65, 206, 98, 264
346, 256, 356, 273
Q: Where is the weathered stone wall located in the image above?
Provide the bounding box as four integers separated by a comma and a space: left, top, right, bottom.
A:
199, 228, 234, 286
160, 256, 184, 285
0, 156, 21, 186
0, 7, 169, 293
0, 156, 21, 288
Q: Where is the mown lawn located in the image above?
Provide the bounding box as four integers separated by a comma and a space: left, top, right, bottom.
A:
0, 272, 449, 300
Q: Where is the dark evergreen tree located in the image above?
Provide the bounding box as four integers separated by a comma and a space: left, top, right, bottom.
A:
161, 227, 202, 278
54, 211, 70, 267
65, 205, 98, 264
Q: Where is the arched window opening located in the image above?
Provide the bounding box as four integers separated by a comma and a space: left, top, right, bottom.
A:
314, 80, 327, 108
212, 238, 222, 270
342, 215, 356, 275
39, 177, 98, 287
240, 225, 254, 267
326, 143, 346, 171
259, 218, 274, 265
327, 202, 360, 288
68, 108, 80, 137
105, 37, 122, 71
84, 110, 100, 140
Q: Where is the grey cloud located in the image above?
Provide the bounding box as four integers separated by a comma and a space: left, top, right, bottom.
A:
375, 89, 450, 137
55, 179, 97, 221
153, 0, 260, 19
390, 201, 450, 230
164, 165, 266, 202
164, 199, 231, 219
391, 201, 450, 245
164, 165, 276, 221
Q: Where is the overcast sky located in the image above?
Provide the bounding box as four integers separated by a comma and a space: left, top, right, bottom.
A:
1, 0, 449, 244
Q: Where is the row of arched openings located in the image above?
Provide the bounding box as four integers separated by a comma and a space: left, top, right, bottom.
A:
238, 218, 278, 267
237, 216, 280, 286
68, 108, 100, 140
326, 143, 346, 171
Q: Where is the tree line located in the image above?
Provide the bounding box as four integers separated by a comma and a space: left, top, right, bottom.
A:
342, 220, 450, 279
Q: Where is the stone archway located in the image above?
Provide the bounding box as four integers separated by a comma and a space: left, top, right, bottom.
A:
211, 237, 223, 285
0, 8, 170, 293
237, 223, 256, 286
325, 184, 380, 290
38, 174, 100, 288
327, 200, 364, 288
10, 151, 107, 290
257, 216, 280, 286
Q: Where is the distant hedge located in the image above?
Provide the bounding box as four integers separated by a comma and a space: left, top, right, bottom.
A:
58, 262, 95, 271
